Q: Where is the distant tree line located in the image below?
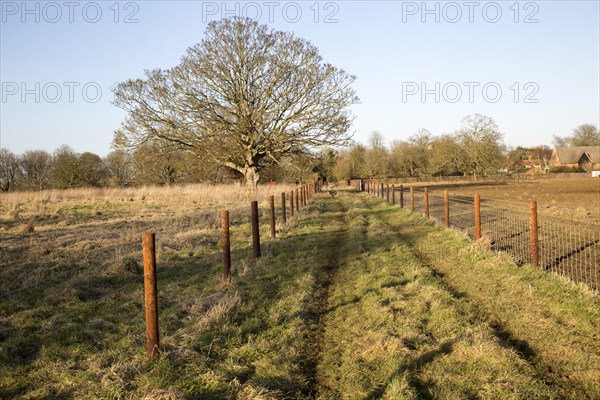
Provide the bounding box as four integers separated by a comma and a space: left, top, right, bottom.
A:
330, 116, 599, 181
2, 117, 597, 192
0, 144, 333, 192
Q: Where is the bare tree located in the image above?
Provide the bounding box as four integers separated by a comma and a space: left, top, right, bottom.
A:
19, 150, 52, 190
131, 143, 186, 186
0, 149, 19, 192
105, 150, 135, 187
553, 124, 599, 147
457, 114, 504, 180
363, 131, 389, 178
79, 152, 107, 187
52, 145, 81, 188
430, 134, 465, 176
113, 17, 358, 189
570, 124, 599, 146
388, 130, 432, 178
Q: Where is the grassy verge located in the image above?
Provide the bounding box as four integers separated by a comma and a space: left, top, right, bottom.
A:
370, 192, 600, 398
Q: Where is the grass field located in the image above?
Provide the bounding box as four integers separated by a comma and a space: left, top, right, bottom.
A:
1, 186, 599, 398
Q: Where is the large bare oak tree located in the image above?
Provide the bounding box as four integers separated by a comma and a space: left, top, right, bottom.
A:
113, 17, 358, 188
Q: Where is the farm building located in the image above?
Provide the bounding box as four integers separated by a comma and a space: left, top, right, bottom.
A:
549, 146, 600, 171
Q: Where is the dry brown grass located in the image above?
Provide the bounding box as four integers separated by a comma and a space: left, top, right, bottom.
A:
0, 183, 294, 220
0, 183, 295, 304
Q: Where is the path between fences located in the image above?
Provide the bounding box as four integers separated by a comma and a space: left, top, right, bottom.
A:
136, 183, 598, 364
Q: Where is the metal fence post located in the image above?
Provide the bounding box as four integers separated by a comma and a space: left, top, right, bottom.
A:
290, 190, 295, 217
142, 232, 159, 358
221, 211, 231, 282
530, 200, 539, 266
269, 195, 276, 238
474, 193, 481, 240
424, 187, 429, 219
400, 184, 404, 208
281, 192, 287, 224
444, 190, 450, 228
251, 201, 261, 258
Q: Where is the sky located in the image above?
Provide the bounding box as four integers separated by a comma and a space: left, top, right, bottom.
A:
1, 0, 599, 156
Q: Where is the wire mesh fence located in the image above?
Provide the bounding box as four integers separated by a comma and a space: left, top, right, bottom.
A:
538, 218, 599, 292
380, 184, 600, 293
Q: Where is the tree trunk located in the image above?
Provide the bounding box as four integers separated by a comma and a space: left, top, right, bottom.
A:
244, 166, 260, 190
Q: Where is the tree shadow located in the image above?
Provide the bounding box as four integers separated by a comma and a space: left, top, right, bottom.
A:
366, 340, 455, 400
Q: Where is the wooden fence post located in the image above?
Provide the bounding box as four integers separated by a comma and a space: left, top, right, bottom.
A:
302, 184, 308, 206
290, 190, 295, 217
474, 193, 481, 240
444, 190, 450, 228
391, 184, 395, 205
221, 211, 231, 282
251, 201, 261, 258
296, 188, 300, 212
530, 200, 539, 266
386, 184, 390, 204
281, 192, 287, 224
269, 195, 276, 238
410, 186, 415, 212
424, 187, 429, 219
142, 232, 159, 358
399, 184, 404, 208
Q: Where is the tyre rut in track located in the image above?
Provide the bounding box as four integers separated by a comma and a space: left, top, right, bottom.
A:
300, 195, 349, 399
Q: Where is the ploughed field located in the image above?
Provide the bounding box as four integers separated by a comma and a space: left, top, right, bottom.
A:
407, 177, 600, 222
1, 185, 599, 399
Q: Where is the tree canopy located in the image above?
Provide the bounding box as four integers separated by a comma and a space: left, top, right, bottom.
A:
113, 17, 358, 188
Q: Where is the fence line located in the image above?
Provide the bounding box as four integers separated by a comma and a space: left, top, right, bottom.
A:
339, 173, 592, 188
358, 179, 599, 294
140, 181, 321, 357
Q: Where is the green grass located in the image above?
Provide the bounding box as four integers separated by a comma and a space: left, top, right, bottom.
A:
1, 190, 599, 398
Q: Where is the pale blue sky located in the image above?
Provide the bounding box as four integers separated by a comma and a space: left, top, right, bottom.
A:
1, 0, 599, 156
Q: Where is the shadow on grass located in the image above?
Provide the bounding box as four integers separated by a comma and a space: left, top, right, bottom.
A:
366, 340, 456, 400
